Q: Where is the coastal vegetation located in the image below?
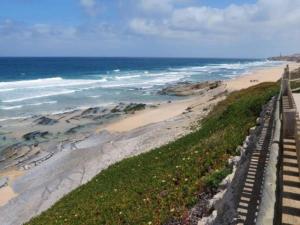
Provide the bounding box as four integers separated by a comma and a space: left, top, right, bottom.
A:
290, 68, 300, 91
26, 82, 279, 225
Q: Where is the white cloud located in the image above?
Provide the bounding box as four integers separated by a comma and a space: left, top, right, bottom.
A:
0, 20, 120, 42
137, 0, 174, 13
2, 0, 300, 57
79, 0, 99, 16
136, 0, 194, 14
130, 0, 300, 43
80, 0, 96, 8
129, 19, 160, 35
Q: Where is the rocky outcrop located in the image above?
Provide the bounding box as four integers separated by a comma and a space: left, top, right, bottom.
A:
124, 103, 146, 114
158, 81, 222, 96
81, 107, 104, 116
0, 176, 8, 188
23, 131, 49, 141
110, 102, 147, 114
34, 116, 58, 125
65, 125, 84, 134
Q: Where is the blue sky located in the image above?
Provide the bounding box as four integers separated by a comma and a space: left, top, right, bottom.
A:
0, 0, 299, 57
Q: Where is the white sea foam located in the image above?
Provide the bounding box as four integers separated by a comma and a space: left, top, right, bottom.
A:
222, 74, 237, 78
51, 109, 79, 115
115, 75, 141, 80
0, 105, 24, 110
0, 88, 15, 92
0, 101, 57, 111
170, 60, 278, 74
102, 72, 185, 88
28, 101, 57, 106
0, 116, 30, 122
0, 77, 108, 92
0, 77, 63, 89
2, 90, 75, 103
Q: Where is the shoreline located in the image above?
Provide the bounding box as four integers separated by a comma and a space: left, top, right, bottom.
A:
101, 61, 300, 132
0, 61, 289, 124
224, 63, 294, 91
0, 62, 299, 225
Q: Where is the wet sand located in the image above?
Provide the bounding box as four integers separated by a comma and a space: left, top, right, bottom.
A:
0, 169, 23, 207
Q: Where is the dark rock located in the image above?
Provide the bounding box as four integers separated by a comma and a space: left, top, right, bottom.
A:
110, 103, 125, 113
81, 107, 102, 116
158, 81, 222, 96
209, 82, 220, 89
34, 116, 58, 125
65, 125, 84, 134
186, 107, 192, 112
124, 103, 146, 114
111, 107, 121, 113
93, 113, 119, 121
23, 131, 49, 141
0, 177, 8, 188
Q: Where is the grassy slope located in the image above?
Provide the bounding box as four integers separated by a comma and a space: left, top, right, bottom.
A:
290, 68, 300, 91
27, 83, 278, 225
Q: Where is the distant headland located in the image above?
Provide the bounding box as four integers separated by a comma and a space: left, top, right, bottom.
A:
268, 53, 300, 62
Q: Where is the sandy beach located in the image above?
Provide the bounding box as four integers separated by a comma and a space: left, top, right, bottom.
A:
225, 62, 299, 91
0, 62, 299, 225
104, 62, 300, 133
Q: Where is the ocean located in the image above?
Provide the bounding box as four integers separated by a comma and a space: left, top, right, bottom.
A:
0, 57, 281, 120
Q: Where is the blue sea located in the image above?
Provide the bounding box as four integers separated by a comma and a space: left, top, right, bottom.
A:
0, 57, 282, 120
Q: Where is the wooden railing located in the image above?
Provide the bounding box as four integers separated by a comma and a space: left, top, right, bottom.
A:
279, 65, 300, 224
281, 65, 300, 176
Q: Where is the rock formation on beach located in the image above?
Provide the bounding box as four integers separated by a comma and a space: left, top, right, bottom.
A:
34, 117, 58, 126
158, 81, 222, 96
0, 101, 158, 173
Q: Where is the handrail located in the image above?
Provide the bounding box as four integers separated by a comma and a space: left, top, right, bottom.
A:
281, 65, 300, 176
279, 65, 300, 224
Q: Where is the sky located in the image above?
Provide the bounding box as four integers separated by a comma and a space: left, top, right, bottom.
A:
0, 0, 300, 58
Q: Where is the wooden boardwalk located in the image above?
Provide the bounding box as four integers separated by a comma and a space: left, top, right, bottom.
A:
281, 138, 300, 225
278, 67, 300, 225
233, 66, 300, 225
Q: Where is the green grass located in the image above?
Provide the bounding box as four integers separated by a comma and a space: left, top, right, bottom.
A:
290, 67, 300, 92
290, 81, 300, 91
26, 82, 279, 225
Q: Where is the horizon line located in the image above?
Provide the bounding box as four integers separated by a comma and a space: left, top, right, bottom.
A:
0, 56, 264, 59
